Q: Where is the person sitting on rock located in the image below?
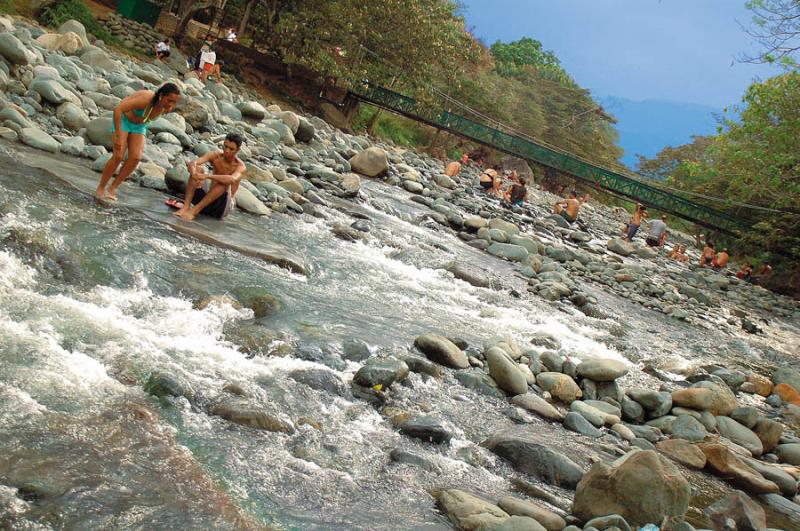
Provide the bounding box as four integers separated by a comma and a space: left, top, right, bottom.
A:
553, 190, 581, 224
624, 203, 648, 241
95, 83, 181, 201
167, 133, 245, 221
645, 215, 668, 247
154, 38, 170, 61
736, 263, 753, 281
757, 262, 773, 276
445, 160, 461, 177
668, 244, 688, 262
460, 153, 469, 165
712, 248, 730, 269
699, 241, 715, 267
199, 43, 222, 83
479, 166, 502, 196
504, 177, 528, 207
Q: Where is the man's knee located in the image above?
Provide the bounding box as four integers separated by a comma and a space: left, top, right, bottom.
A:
125, 155, 143, 166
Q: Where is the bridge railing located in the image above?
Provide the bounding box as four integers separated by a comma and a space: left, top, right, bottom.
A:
352, 83, 747, 234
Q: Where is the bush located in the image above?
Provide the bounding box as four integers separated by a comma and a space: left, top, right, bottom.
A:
39, 0, 114, 43
0, 0, 16, 14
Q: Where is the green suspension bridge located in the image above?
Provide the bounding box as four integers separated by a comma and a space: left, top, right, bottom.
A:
347, 83, 749, 235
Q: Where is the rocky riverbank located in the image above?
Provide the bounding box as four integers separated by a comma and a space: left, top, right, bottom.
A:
1, 12, 800, 531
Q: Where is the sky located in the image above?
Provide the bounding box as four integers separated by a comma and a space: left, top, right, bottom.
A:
459, 0, 783, 107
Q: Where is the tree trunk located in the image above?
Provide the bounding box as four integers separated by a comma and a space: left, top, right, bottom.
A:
174, 0, 216, 44
238, 0, 256, 37
366, 108, 382, 135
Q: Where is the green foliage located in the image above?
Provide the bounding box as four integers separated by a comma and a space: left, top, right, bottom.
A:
352, 107, 431, 147
638, 71, 800, 262
0, 0, 16, 14
490, 37, 575, 86
39, 0, 114, 43
744, 0, 800, 68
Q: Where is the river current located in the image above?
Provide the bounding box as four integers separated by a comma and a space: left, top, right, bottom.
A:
0, 145, 796, 529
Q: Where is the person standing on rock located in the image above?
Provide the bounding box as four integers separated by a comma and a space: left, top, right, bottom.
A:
624, 203, 648, 241
479, 166, 502, 196
95, 83, 181, 201
169, 133, 245, 221
553, 190, 581, 223
646, 215, 668, 247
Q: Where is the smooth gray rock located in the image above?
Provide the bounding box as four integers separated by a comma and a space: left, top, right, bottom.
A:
399, 416, 452, 444
564, 412, 602, 437
483, 434, 584, 489
716, 416, 764, 457
577, 358, 629, 382
487, 347, 528, 395
487, 242, 529, 262
671, 415, 707, 442
19, 128, 60, 153
0, 32, 32, 65
353, 357, 409, 389
414, 334, 469, 369
511, 393, 564, 421
455, 371, 505, 398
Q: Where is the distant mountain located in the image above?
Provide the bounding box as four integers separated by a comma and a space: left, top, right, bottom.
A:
598, 96, 720, 170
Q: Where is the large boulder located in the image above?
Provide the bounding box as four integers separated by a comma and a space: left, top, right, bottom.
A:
572, 450, 690, 526
656, 439, 707, 469
483, 434, 584, 489
486, 347, 528, 396
36, 32, 83, 54
57, 19, 89, 47
353, 357, 409, 389
80, 48, 122, 71
31, 78, 78, 105
86, 117, 114, 149
276, 111, 300, 134
0, 32, 33, 65
487, 243, 529, 262
295, 117, 316, 142
773, 368, 800, 394
432, 489, 508, 530
670, 388, 715, 411
234, 187, 270, 216
511, 394, 564, 422
576, 358, 628, 382
700, 443, 780, 494
56, 102, 89, 131
715, 416, 763, 457
536, 372, 582, 404
607, 238, 635, 257
19, 128, 60, 153
349, 147, 388, 177
691, 380, 737, 416
704, 490, 766, 531
238, 101, 267, 120
497, 496, 565, 531
414, 334, 468, 369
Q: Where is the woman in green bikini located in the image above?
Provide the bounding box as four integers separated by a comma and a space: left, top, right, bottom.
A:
95, 83, 181, 200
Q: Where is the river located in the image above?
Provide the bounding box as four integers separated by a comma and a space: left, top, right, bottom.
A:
0, 142, 797, 529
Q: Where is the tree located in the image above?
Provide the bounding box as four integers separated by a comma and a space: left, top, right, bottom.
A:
743, 0, 800, 67
173, 0, 220, 43
490, 37, 574, 86
635, 136, 714, 181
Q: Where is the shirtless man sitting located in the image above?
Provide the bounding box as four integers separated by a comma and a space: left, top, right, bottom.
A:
553, 190, 581, 224
712, 248, 730, 269
171, 133, 245, 221
699, 241, 715, 267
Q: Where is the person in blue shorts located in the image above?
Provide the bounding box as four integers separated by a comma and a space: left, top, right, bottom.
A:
95, 83, 181, 200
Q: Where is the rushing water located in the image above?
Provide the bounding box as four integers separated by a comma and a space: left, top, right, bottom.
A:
0, 145, 797, 529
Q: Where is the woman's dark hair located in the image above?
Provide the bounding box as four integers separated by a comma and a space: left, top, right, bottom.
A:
225, 133, 244, 148
152, 83, 181, 107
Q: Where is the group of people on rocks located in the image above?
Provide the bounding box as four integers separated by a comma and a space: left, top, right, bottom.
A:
94, 83, 246, 222
155, 27, 240, 83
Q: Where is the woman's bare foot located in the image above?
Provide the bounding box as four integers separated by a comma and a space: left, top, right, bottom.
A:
106, 188, 119, 201
176, 209, 197, 221
94, 187, 107, 200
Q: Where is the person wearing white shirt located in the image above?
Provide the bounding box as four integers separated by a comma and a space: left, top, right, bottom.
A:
226, 28, 237, 42
154, 38, 170, 60
199, 47, 222, 82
